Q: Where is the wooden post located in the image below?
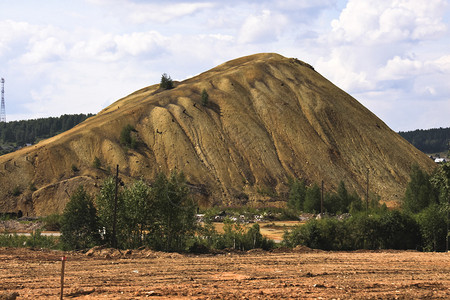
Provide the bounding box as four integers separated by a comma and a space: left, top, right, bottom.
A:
60, 256, 66, 300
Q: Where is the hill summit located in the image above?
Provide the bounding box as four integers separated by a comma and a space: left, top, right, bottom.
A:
0, 53, 435, 216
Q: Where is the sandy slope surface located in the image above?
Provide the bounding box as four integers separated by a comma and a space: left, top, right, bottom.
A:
0, 247, 449, 299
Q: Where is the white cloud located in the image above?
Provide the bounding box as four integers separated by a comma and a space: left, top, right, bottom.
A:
66, 30, 168, 63
315, 48, 376, 92
330, 0, 448, 44
90, 0, 216, 24
378, 54, 450, 80
1, 0, 449, 131
114, 31, 167, 57
20, 37, 67, 64
434, 55, 450, 72
274, 0, 336, 10
378, 56, 425, 80
129, 2, 214, 23
238, 10, 288, 44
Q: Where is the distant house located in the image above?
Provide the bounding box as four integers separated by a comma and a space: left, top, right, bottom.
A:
435, 158, 447, 163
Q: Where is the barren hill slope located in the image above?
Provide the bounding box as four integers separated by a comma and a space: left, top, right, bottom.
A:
0, 53, 435, 216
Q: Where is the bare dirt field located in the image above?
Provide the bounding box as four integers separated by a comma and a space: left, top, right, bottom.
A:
1, 247, 449, 299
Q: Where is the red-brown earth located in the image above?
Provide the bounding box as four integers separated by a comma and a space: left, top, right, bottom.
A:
0, 247, 448, 299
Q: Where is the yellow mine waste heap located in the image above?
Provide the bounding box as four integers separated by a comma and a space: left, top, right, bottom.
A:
0, 53, 435, 216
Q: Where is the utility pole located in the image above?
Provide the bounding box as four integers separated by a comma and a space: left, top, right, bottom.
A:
1, 78, 5, 123
321, 180, 324, 215
366, 168, 369, 212
112, 164, 119, 248
446, 196, 449, 252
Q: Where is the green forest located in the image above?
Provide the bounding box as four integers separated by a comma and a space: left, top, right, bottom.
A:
0, 113, 93, 155
398, 127, 450, 154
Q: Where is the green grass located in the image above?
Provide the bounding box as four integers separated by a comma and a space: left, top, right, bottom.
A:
0, 230, 61, 249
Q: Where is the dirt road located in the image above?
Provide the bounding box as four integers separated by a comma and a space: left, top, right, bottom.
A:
0, 247, 449, 299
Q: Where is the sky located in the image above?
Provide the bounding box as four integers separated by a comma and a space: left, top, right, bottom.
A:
0, 0, 449, 131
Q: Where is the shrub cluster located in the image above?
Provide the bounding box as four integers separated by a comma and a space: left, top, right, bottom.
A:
284, 162, 449, 252
192, 219, 275, 252
283, 210, 422, 251
120, 124, 137, 149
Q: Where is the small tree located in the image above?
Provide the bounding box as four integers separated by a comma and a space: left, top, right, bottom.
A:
430, 162, 450, 205
122, 179, 153, 248
201, 89, 209, 106
96, 177, 126, 248
287, 179, 306, 212
61, 186, 100, 250
404, 164, 438, 213
147, 171, 197, 252
303, 183, 321, 213
160, 73, 174, 90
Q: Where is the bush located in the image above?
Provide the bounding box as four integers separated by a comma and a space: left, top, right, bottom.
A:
29, 182, 37, 192
42, 214, 62, 231
160, 73, 174, 90
92, 156, 101, 169
196, 219, 275, 251
12, 186, 22, 196
416, 204, 447, 251
283, 210, 422, 251
378, 210, 420, 250
0, 230, 59, 249
120, 124, 137, 149
201, 89, 209, 106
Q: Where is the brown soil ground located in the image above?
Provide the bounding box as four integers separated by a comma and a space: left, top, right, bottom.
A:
0, 247, 448, 299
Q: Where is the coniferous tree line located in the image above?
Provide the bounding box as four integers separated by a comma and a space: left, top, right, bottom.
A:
0, 113, 93, 154
398, 127, 450, 154
287, 179, 383, 215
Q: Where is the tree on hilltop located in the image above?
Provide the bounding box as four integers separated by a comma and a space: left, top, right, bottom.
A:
160, 73, 174, 90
